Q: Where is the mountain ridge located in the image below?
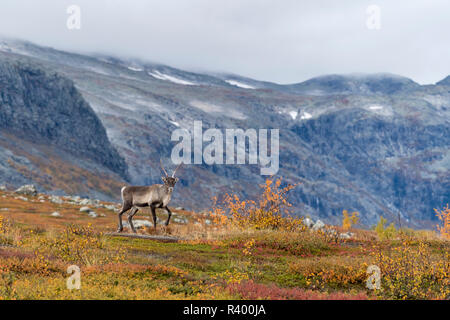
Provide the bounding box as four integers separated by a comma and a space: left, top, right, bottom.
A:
0, 38, 448, 228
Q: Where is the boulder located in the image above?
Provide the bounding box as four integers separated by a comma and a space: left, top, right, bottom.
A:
79, 199, 92, 206
15, 185, 37, 196
312, 219, 325, 231
79, 206, 91, 213
88, 212, 98, 218
123, 220, 153, 229
303, 217, 314, 228
105, 205, 117, 211
339, 232, 354, 240
173, 217, 188, 224
0, 185, 7, 191
50, 196, 64, 204
51, 212, 62, 217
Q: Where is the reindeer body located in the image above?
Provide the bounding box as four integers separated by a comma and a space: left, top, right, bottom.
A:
122, 185, 173, 208
116, 161, 181, 233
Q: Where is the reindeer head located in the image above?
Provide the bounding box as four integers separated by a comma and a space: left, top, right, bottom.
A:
160, 160, 181, 192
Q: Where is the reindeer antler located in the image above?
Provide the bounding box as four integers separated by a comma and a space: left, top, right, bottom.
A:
172, 162, 183, 177
160, 159, 169, 177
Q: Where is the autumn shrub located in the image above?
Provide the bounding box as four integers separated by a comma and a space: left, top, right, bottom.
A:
435, 204, 450, 240
223, 229, 332, 257
0, 215, 10, 245
372, 240, 450, 299
209, 178, 303, 231
374, 216, 397, 240
0, 253, 65, 276
37, 224, 125, 266
0, 215, 23, 246
289, 256, 369, 290
342, 210, 359, 231
227, 280, 368, 300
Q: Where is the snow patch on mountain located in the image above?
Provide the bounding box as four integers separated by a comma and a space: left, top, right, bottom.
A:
366, 105, 393, 116
148, 70, 196, 85
128, 66, 143, 72
288, 111, 298, 120
300, 112, 312, 120
225, 80, 255, 89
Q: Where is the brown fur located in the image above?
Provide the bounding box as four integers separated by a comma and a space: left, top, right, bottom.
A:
116, 174, 179, 233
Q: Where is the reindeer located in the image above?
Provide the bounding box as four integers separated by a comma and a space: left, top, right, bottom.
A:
116, 160, 182, 233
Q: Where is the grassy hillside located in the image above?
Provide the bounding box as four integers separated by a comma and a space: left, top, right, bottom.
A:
0, 182, 448, 300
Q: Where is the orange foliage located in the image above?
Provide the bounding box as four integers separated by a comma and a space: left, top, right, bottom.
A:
209, 177, 302, 231
342, 210, 359, 231
435, 204, 450, 240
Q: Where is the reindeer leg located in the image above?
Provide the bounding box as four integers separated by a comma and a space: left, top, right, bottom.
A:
117, 202, 132, 233
127, 207, 139, 233
164, 206, 172, 226
150, 205, 157, 229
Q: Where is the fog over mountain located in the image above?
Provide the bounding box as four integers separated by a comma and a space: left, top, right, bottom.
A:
0, 38, 448, 229
0, 0, 449, 85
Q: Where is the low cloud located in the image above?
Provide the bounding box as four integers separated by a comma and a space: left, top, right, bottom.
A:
0, 0, 448, 84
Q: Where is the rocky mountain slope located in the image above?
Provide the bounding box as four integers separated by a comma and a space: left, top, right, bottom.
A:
0, 53, 127, 199
0, 38, 448, 228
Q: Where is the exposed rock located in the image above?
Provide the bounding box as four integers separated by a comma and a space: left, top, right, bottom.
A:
15, 185, 37, 196
79, 199, 92, 206
173, 217, 188, 224
303, 217, 314, 228
79, 206, 91, 213
312, 220, 325, 231
205, 219, 211, 225
123, 220, 152, 229
88, 212, 98, 218
15, 196, 29, 202
339, 232, 354, 240
51, 211, 62, 217
0, 185, 6, 191
175, 207, 185, 211
104, 205, 117, 211
0, 58, 127, 178
50, 196, 63, 204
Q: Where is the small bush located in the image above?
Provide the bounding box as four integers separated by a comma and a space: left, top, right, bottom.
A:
374, 216, 397, 240
342, 210, 359, 231
289, 257, 369, 290
37, 224, 124, 266
435, 204, 450, 240
209, 178, 304, 231
372, 240, 450, 299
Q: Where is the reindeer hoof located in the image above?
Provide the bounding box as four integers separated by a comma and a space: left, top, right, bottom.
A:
116, 228, 123, 233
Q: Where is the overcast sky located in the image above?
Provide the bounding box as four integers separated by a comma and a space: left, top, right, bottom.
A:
0, 0, 449, 84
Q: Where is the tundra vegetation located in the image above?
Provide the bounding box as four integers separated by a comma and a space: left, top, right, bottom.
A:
0, 179, 448, 300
